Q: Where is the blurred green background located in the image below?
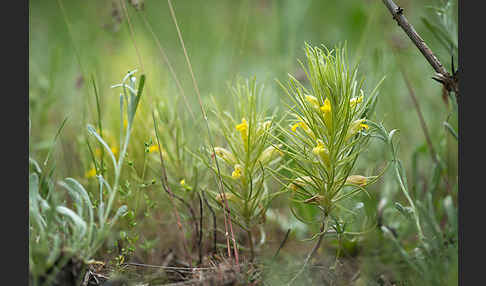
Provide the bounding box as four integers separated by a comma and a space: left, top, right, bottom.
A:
29, 0, 457, 177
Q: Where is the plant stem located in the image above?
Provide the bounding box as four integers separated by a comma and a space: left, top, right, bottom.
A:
104, 123, 131, 223
201, 190, 217, 254
247, 229, 255, 262
272, 229, 291, 260
395, 162, 425, 241
287, 217, 327, 286
198, 192, 203, 265
399, 67, 439, 166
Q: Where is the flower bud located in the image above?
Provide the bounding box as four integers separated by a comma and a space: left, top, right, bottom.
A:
289, 176, 313, 191
312, 140, 330, 166
319, 98, 332, 130
258, 144, 283, 165
216, 192, 235, 204
214, 147, 237, 165
345, 119, 369, 141
346, 175, 367, 186
305, 95, 320, 109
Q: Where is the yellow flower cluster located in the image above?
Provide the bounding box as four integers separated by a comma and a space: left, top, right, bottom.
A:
236, 118, 249, 151
231, 164, 243, 179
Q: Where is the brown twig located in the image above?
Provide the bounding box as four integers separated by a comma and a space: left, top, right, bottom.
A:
381, 0, 459, 100
198, 192, 204, 265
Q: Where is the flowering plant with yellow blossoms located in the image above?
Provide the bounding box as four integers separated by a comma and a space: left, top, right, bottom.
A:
276, 44, 385, 236
196, 77, 284, 259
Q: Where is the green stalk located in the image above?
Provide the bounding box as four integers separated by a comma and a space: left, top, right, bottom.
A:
247, 228, 255, 261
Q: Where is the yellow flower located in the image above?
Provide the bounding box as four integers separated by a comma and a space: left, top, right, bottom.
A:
319, 98, 332, 113
360, 123, 369, 130
111, 146, 118, 157
95, 146, 118, 157
148, 144, 168, 159
320, 98, 332, 130
85, 167, 97, 178
92, 129, 118, 158
148, 144, 159, 153
305, 95, 320, 109
312, 140, 330, 166
345, 119, 368, 141
214, 147, 237, 165
123, 119, 128, 129
236, 118, 249, 150
350, 95, 364, 108
291, 123, 300, 132
236, 118, 248, 133
346, 175, 367, 186
231, 164, 243, 180
291, 121, 314, 139
179, 178, 193, 191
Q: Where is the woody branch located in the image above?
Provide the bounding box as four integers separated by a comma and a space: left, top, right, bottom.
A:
382, 0, 459, 101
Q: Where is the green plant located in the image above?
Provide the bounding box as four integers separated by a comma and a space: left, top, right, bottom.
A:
371, 117, 458, 286
196, 77, 285, 260
278, 43, 384, 232
29, 70, 145, 286
275, 44, 388, 283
